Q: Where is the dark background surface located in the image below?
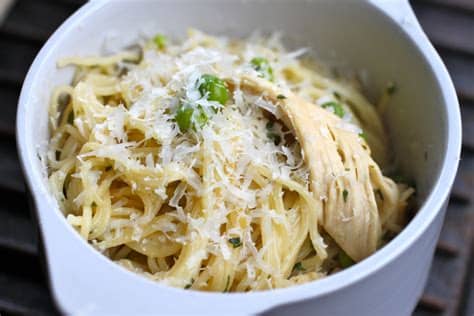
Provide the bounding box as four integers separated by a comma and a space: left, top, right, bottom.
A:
0, 0, 472, 315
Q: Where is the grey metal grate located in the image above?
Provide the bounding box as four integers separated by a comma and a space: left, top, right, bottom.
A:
0, 0, 472, 315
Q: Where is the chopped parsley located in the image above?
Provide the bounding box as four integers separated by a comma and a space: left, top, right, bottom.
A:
266, 120, 281, 145
267, 132, 282, 145
391, 173, 416, 189
321, 101, 345, 118
67, 111, 74, 124
228, 237, 242, 248
277, 94, 287, 100
223, 276, 231, 292
184, 278, 194, 289
293, 262, 305, 272
342, 189, 349, 203
333, 91, 341, 99
338, 251, 354, 268
194, 105, 209, 127
386, 82, 396, 95
153, 34, 167, 50
250, 57, 274, 81
392, 174, 408, 184
375, 189, 384, 201
359, 132, 367, 141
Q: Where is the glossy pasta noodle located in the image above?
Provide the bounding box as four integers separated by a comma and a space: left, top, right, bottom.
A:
47, 29, 414, 291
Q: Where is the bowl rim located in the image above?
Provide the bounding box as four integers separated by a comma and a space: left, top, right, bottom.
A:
16, 0, 462, 312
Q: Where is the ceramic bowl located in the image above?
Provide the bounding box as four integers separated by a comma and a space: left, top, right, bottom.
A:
16, 1, 461, 315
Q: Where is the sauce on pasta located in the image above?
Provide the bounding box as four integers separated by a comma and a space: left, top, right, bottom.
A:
47, 29, 414, 291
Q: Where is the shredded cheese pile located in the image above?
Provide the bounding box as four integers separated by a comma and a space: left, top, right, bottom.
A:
47, 29, 414, 291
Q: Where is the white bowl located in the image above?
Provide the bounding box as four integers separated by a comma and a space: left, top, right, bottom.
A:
16, 0, 462, 315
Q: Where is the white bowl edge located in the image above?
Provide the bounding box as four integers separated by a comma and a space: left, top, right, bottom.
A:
16, 0, 462, 315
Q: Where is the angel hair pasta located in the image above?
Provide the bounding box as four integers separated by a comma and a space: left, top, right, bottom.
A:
47, 29, 414, 291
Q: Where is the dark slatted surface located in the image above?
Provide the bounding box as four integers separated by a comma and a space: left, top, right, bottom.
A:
0, 1, 83, 315
0, 0, 472, 315
413, 1, 474, 315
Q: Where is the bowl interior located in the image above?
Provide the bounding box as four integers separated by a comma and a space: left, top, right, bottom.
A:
18, 0, 450, 314
27, 0, 445, 200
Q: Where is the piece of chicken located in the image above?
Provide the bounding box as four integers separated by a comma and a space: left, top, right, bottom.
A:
240, 75, 401, 262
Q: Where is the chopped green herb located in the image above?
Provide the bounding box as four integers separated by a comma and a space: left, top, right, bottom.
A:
266, 121, 274, 130
228, 237, 242, 248
277, 94, 287, 100
184, 278, 194, 289
383, 230, 397, 241
386, 82, 396, 95
293, 262, 305, 272
223, 276, 231, 292
198, 74, 229, 105
375, 189, 384, 201
345, 168, 350, 172
153, 34, 167, 50
194, 106, 209, 128
333, 91, 341, 99
392, 175, 415, 190
393, 174, 404, 183
342, 189, 349, 202
392, 174, 408, 184
359, 132, 367, 141
267, 132, 282, 145
338, 251, 354, 268
321, 101, 345, 118
250, 57, 274, 81
67, 111, 74, 124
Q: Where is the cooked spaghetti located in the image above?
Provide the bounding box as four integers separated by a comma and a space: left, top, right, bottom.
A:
47, 29, 414, 291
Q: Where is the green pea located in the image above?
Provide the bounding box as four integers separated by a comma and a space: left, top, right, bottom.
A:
153, 34, 167, 50
322, 101, 345, 118
175, 104, 209, 132
198, 74, 229, 105
250, 57, 274, 81
175, 104, 194, 132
